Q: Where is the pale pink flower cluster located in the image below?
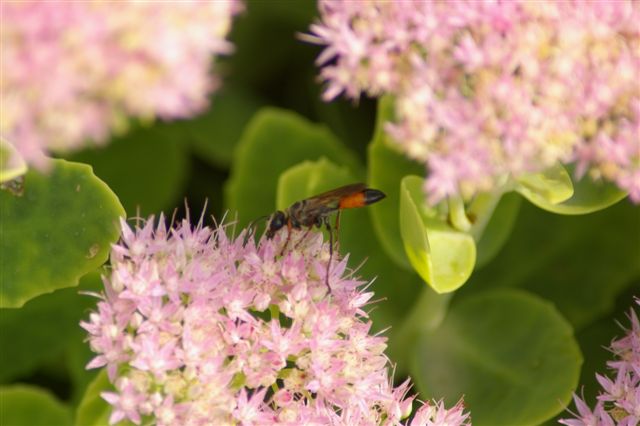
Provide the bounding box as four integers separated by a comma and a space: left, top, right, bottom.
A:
0, 1, 240, 167
309, 1, 640, 203
560, 300, 640, 426
81, 216, 471, 425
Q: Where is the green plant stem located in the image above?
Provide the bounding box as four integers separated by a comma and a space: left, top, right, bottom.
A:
467, 187, 508, 242
388, 286, 452, 376
448, 195, 472, 232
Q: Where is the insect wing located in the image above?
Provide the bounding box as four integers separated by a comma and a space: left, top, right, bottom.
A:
300, 183, 367, 216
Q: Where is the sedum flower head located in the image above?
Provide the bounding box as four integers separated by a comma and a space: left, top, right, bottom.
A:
0, 0, 241, 167
560, 299, 640, 426
81, 215, 471, 425
308, 1, 640, 203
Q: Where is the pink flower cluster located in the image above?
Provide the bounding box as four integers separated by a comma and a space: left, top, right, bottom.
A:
560, 301, 640, 426
81, 216, 471, 425
1, 1, 240, 167
309, 1, 640, 203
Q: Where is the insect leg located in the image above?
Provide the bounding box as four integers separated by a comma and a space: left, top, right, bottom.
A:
334, 210, 341, 252
279, 220, 293, 256
324, 217, 333, 293
293, 226, 313, 250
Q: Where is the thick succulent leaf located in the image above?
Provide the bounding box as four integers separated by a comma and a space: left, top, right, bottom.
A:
0, 385, 72, 426
368, 96, 424, 269
0, 159, 124, 308
461, 199, 640, 331
68, 124, 189, 216
276, 157, 354, 209
517, 163, 626, 214
188, 86, 264, 169
0, 272, 101, 383
0, 138, 27, 183
473, 192, 522, 268
224, 107, 362, 228
68, 273, 103, 405
516, 163, 574, 206
413, 289, 582, 426
400, 176, 476, 293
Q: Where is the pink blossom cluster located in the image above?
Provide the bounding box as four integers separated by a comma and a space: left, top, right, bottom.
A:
560, 301, 640, 426
308, 1, 640, 203
0, 1, 240, 167
81, 216, 471, 425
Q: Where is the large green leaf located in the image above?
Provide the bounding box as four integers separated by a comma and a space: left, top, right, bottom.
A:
75, 370, 122, 426
65, 277, 102, 406
400, 176, 476, 293
0, 273, 101, 383
473, 192, 522, 268
461, 199, 640, 331
517, 164, 626, 215
224, 108, 362, 228
0, 385, 72, 426
368, 96, 423, 270
413, 289, 582, 426
516, 163, 574, 206
0, 160, 124, 308
188, 86, 264, 169
68, 124, 189, 217
276, 158, 354, 210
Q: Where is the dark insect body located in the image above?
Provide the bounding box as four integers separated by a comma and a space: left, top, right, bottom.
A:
265, 183, 386, 292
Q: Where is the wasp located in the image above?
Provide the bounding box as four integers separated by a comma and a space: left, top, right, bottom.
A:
263, 183, 385, 292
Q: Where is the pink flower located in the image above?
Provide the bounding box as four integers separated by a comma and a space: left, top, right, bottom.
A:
101, 379, 146, 425
308, 0, 640, 204
560, 300, 640, 425
411, 399, 471, 426
82, 214, 471, 425
0, 1, 241, 168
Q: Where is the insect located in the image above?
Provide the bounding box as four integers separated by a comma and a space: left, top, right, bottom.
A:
265, 183, 386, 292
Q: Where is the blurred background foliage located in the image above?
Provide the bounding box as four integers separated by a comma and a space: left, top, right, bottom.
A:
2, 1, 639, 425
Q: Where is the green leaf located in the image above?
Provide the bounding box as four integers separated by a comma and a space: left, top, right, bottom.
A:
68, 125, 189, 217
224, 108, 362, 228
516, 163, 574, 206
188, 86, 264, 169
400, 176, 476, 293
517, 164, 627, 215
0, 385, 72, 426
75, 370, 119, 426
66, 273, 103, 405
276, 158, 354, 209
413, 289, 582, 426
461, 199, 640, 331
473, 192, 522, 268
0, 159, 124, 308
0, 138, 27, 183
0, 272, 101, 383
368, 96, 424, 269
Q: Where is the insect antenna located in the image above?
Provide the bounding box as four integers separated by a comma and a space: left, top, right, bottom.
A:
324, 217, 333, 294
244, 214, 270, 246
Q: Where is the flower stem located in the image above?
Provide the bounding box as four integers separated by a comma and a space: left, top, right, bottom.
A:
388, 286, 453, 376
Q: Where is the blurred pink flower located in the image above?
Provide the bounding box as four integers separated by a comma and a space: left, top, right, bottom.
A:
81, 215, 471, 425
308, 0, 640, 204
0, 1, 240, 168
560, 300, 640, 425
